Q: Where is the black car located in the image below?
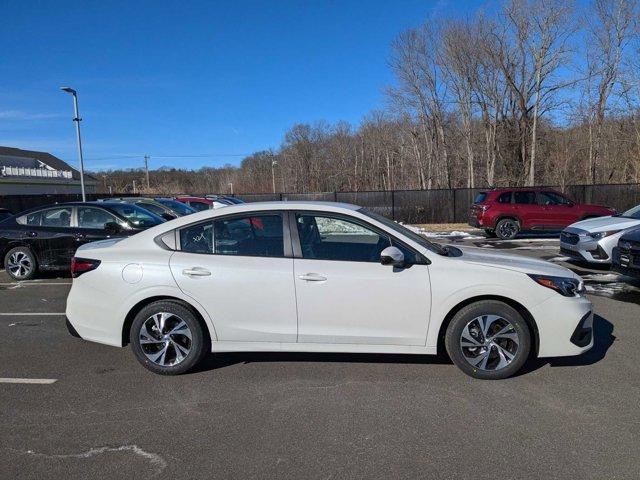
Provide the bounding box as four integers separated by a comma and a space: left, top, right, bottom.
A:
612, 227, 640, 279
0, 201, 164, 280
100, 197, 180, 220
0, 208, 13, 221
154, 197, 197, 216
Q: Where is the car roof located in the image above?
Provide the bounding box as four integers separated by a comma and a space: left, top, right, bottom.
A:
486, 187, 561, 192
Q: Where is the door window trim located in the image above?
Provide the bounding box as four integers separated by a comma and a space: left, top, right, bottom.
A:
175, 210, 292, 258
289, 210, 429, 265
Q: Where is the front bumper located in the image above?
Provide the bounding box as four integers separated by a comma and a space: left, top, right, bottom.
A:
560, 230, 620, 264
612, 246, 640, 278
531, 294, 594, 357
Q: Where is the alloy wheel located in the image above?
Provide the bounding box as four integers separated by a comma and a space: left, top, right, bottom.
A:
498, 220, 518, 239
459, 314, 520, 371
7, 251, 33, 279
138, 312, 193, 367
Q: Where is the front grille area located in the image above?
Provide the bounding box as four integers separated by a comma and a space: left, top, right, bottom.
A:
561, 232, 580, 245
618, 240, 640, 265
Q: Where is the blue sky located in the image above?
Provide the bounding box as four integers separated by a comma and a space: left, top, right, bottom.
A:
1, 0, 493, 171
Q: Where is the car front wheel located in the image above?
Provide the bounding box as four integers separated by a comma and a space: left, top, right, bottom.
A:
4, 246, 37, 280
495, 218, 520, 240
445, 300, 531, 380
130, 301, 208, 375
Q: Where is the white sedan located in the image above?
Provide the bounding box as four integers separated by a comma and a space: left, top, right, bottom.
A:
560, 204, 640, 264
66, 202, 593, 379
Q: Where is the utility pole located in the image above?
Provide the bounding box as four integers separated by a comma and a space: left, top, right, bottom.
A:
229, 182, 234, 195
133, 180, 136, 194
144, 155, 150, 189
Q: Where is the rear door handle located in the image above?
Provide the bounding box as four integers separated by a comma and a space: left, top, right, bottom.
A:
298, 273, 327, 282
182, 267, 211, 277
75, 233, 86, 240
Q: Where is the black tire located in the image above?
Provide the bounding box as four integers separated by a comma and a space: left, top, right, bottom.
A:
484, 229, 497, 238
4, 246, 38, 280
495, 218, 520, 240
130, 300, 208, 375
445, 300, 531, 380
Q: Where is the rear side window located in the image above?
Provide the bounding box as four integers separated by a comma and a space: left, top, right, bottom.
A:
473, 193, 487, 204
189, 201, 210, 212
41, 207, 72, 227
497, 192, 512, 203
513, 192, 536, 204
179, 214, 284, 257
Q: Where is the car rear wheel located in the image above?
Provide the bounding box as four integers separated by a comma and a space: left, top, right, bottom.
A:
130, 301, 207, 375
495, 218, 520, 240
4, 246, 37, 280
445, 300, 531, 380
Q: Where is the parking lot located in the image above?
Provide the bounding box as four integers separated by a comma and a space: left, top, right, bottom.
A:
1, 233, 640, 479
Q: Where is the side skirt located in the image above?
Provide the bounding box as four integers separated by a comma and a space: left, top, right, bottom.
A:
210, 341, 437, 355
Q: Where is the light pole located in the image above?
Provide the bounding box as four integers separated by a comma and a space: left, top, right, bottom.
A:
60, 87, 87, 201
271, 159, 278, 193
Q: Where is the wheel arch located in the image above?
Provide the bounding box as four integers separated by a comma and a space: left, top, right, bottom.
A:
436, 295, 539, 359
121, 295, 213, 348
494, 215, 522, 228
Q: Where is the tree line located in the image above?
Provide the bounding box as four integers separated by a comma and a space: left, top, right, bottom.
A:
95, 0, 640, 195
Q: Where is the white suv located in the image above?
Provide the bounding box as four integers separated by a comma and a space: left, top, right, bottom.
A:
66, 202, 593, 380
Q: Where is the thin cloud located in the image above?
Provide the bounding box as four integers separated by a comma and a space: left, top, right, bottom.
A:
0, 110, 62, 120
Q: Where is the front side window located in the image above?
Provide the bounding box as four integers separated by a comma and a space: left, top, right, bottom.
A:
296, 214, 391, 262
513, 191, 536, 204
78, 207, 117, 229
41, 207, 72, 227
179, 214, 284, 257
189, 201, 210, 212
539, 191, 571, 206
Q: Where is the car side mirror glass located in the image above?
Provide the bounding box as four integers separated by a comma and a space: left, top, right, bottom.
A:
104, 222, 123, 235
380, 246, 405, 267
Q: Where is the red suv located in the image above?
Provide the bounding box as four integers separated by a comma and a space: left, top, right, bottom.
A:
469, 188, 615, 239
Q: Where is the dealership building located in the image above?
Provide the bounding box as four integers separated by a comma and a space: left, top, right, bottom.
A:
0, 146, 97, 195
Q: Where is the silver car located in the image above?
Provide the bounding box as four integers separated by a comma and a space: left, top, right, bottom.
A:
560, 205, 640, 264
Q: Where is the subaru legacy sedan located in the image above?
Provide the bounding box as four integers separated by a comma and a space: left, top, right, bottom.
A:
65, 202, 593, 379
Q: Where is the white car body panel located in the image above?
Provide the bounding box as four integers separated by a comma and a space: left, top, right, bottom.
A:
66, 201, 593, 363
169, 252, 297, 342
561, 214, 640, 264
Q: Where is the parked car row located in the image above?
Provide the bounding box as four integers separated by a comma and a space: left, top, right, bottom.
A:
469, 187, 640, 281
0, 195, 244, 280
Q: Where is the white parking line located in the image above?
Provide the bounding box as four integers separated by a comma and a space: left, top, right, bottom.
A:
0, 313, 66, 316
0, 282, 71, 286
0, 378, 57, 384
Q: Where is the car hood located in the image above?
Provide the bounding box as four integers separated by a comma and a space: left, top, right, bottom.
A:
456, 246, 578, 278
566, 215, 640, 233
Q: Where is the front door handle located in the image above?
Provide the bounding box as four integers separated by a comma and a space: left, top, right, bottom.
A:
182, 267, 211, 277
26, 231, 38, 238
298, 273, 327, 282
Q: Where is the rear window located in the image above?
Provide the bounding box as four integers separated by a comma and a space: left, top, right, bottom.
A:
473, 193, 487, 204
497, 192, 512, 203
514, 191, 536, 204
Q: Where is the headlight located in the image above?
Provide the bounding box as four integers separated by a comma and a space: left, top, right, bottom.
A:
588, 230, 621, 240
528, 274, 584, 297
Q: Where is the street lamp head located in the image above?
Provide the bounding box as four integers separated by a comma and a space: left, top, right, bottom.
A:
60, 86, 76, 95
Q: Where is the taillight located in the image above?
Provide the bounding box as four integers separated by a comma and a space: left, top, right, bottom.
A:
71, 257, 101, 278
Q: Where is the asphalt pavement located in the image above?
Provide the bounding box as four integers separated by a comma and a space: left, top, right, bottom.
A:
1, 235, 639, 479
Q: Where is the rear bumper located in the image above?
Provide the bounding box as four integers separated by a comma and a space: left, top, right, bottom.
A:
531, 295, 593, 357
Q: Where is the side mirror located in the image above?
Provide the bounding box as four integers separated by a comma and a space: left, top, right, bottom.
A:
380, 246, 405, 267
104, 222, 123, 235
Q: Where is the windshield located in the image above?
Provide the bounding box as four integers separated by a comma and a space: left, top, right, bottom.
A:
621, 205, 640, 219
106, 203, 164, 228
155, 199, 197, 215
358, 208, 446, 255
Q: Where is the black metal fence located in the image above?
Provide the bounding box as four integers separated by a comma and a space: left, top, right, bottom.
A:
2, 183, 640, 224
